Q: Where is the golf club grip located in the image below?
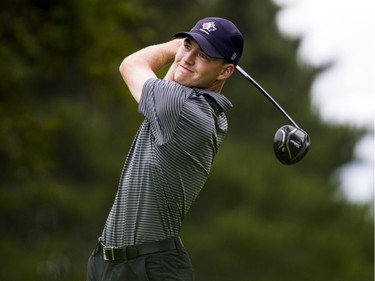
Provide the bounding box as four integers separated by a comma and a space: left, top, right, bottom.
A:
236, 65, 299, 128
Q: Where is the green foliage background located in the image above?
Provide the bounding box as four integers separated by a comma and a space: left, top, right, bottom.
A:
0, 0, 373, 280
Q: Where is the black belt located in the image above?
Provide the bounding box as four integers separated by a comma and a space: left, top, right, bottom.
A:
97, 237, 184, 261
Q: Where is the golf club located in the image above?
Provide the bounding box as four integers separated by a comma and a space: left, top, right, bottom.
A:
236, 65, 310, 165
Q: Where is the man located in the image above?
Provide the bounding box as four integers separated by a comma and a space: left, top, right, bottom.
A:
87, 17, 244, 281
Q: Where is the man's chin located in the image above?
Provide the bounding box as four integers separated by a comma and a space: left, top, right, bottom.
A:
174, 78, 194, 88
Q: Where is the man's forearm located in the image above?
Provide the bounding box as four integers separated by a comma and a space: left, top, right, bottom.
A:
119, 39, 182, 103
120, 39, 182, 75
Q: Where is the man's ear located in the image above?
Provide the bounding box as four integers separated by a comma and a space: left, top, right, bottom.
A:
218, 64, 235, 81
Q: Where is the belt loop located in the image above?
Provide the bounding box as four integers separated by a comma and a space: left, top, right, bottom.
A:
94, 240, 101, 255
176, 236, 184, 249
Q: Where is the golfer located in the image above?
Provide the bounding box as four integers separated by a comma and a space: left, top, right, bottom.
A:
87, 17, 244, 281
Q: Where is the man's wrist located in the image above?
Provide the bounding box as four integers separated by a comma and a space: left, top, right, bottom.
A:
161, 39, 182, 65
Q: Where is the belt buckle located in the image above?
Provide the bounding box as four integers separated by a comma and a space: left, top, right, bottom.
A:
103, 246, 116, 261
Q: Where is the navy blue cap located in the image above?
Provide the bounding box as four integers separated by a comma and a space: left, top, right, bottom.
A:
174, 17, 244, 65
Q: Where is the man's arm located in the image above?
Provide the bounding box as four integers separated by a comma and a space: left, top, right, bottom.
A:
119, 39, 182, 103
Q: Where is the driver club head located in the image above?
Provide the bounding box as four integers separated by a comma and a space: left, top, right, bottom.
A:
273, 125, 310, 165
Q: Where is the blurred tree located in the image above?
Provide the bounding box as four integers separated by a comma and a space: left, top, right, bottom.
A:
0, 0, 147, 279
0, 0, 372, 280
180, 1, 373, 281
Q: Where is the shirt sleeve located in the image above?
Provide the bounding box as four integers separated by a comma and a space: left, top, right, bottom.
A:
138, 78, 192, 145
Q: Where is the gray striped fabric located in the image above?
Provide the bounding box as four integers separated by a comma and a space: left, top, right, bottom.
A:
101, 78, 233, 247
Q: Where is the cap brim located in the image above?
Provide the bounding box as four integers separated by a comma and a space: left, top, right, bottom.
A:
174, 32, 224, 59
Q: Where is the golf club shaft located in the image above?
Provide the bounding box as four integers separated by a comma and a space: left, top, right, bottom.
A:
236, 65, 299, 128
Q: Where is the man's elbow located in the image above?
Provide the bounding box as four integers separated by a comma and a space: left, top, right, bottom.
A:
119, 56, 133, 80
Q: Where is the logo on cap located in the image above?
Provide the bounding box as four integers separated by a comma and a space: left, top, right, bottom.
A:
200, 22, 216, 35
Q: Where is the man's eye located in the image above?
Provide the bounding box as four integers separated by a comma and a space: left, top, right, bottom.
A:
199, 52, 209, 60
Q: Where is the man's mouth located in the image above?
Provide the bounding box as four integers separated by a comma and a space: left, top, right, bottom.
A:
179, 64, 193, 73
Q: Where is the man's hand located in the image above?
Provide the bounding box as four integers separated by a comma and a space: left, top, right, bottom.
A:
164, 62, 178, 82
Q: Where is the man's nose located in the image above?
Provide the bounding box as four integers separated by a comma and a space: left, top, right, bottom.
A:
183, 52, 195, 65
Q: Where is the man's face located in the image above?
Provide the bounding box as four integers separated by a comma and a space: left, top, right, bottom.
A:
173, 38, 230, 91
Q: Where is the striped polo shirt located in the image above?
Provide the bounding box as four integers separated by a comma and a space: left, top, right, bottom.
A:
101, 78, 233, 247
